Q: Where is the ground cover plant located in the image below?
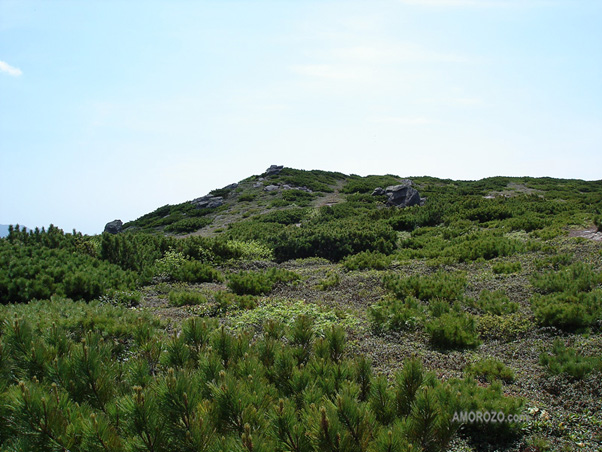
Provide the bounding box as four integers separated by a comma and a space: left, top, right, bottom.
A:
2, 168, 602, 451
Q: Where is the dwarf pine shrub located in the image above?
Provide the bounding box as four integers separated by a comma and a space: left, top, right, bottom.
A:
383, 271, 467, 302
464, 358, 515, 383
540, 339, 602, 380
168, 290, 208, 307
426, 312, 481, 350
0, 297, 525, 452
472, 290, 519, 315
227, 268, 300, 295
342, 250, 392, 271
492, 261, 522, 275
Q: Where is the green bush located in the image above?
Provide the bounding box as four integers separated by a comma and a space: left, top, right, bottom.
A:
281, 190, 316, 205
171, 260, 223, 283
368, 296, 426, 332
492, 261, 522, 274
317, 271, 341, 291
237, 193, 257, 202
426, 312, 481, 349
472, 290, 519, 315
214, 291, 257, 311
540, 339, 602, 379
342, 250, 392, 271
164, 217, 212, 233
227, 268, 300, 295
464, 358, 515, 383
531, 262, 601, 295
168, 290, 208, 306
383, 271, 466, 302
594, 215, 602, 232
531, 290, 602, 330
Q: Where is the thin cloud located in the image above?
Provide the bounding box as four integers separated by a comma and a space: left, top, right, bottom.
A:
0, 60, 22, 76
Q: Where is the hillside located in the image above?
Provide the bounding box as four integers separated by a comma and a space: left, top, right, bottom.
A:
1, 167, 602, 451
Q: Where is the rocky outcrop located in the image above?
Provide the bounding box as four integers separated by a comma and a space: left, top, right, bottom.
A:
104, 220, 123, 234
192, 195, 224, 209
265, 165, 284, 176
372, 181, 422, 207
263, 183, 312, 193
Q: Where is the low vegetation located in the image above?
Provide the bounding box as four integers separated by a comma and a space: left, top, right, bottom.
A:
2, 169, 602, 451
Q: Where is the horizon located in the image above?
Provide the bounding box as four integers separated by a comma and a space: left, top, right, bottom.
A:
2, 1, 601, 234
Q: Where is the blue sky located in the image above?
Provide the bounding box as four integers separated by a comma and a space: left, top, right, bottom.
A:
1, 0, 601, 234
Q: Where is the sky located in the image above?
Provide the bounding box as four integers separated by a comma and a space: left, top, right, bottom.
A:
1, 0, 601, 234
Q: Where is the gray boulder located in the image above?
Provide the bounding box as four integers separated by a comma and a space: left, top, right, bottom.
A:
384, 184, 422, 207
104, 219, 123, 234
192, 195, 224, 209
223, 183, 239, 190
264, 184, 279, 192
372, 187, 386, 196
265, 165, 284, 176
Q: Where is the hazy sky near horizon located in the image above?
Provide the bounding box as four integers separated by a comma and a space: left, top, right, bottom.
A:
1, 0, 601, 234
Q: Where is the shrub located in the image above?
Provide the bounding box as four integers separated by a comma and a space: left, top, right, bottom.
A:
492, 261, 522, 274
342, 250, 392, 271
531, 262, 601, 295
594, 215, 602, 232
540, 339, 602, 379
237, 193, 257, 202
369, 296, 426, 333
472, 290, 519, 315
227, 268, 300, 295
383, 271, 466, 302
281, 190, 316, 206
171, 260, 223, 283
317, 271, 341, 291
213, 291, 257, 311
168, 290, 208, 307
464, 358, 515, 383
426, 312, 481, 349
257, 208, 308, 225
164, 217, 212, 233
531, 290, 602, 330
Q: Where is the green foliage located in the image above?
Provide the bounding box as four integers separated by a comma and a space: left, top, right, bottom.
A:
164, 216, 212, 233
0, 227, 138, 303
594, 215, 602, 232
256, 207, 308, 225
272, 217, 398, 262
492, 261, 522, 274
426, 312, 481, 350
540, 339, 602, 379
531, 263, 602, 330
317, 271, 341, 291
0, 297, 524, 451
214, 291, 258, 312
168, 290, 208, 307
342, 251, 392, 271
281, 189, 316, 205
237, 192, 257, 202
227, 268, 300, 295
368, 296, 426, 333
266, 168, 343, 192
341, 175, 402, 194
471, 290, 519, 315
383, 271, 467, 302
464, 358, 515, 383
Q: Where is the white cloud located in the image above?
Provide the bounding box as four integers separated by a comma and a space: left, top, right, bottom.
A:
0, 60, 22, 76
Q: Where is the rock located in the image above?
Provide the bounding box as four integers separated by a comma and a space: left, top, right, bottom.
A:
223, 183, 238, 190
282, 184, 292, 190
265, 165, 284, 176
264, 184, 279, 192
384, 183, 422, 208
104, 219, 123, 234
192, 195, 224, 209
253, 182, 263, 188
372, 187, 386, 196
